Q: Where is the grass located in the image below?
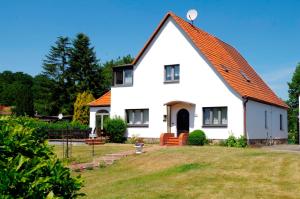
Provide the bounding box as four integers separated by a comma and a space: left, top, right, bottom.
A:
77, 146, 300, 199
52, 143, 134, 164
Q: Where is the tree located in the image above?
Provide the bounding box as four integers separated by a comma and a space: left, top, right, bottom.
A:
73, 91, 95, 125
100, 55, 134, 94
287, 62, 300, 143
32, 75, 58, 115
69, 33, 101, 97
0, 71, 33, 106
42, 36, 72, 114
14, 85, 34, 116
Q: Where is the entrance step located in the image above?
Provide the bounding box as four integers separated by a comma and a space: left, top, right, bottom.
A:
165, 137, 179, 146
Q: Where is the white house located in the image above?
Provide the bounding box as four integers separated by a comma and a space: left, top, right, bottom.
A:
89, 12, 288, 144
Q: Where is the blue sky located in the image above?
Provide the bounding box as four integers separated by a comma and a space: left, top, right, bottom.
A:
0, 0, 299, 100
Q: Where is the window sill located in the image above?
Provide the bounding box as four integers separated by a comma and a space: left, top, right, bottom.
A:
127, 124, 149, 128
202, 125, 228, 128
164, 80, 179, 84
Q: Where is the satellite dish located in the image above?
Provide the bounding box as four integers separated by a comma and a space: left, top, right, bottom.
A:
186, 9, 198, 24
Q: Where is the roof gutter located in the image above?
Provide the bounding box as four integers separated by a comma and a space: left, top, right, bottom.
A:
243, 96, 249, 143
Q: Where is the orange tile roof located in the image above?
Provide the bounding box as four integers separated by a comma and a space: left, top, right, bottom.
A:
88, 91, 111, 107
132, 12, 288, 109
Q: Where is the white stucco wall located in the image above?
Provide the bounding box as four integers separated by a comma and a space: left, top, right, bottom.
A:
89, 106, 110, 130
246, 100, 287, 139
110, 17, 244, 139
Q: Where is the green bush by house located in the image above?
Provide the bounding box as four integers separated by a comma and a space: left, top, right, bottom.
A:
188, 130, 207, 146
104, 117, 127, 143
0, 116, 84, 198
224, 134, 247, 148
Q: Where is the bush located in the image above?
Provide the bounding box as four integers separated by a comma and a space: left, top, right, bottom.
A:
104, 117, 127, 143
288, 129, 298, 144
0, 116, 84, 198
225, 135, 237, 147
188, 130, 207, 146
225, 134, 247, 148
236, 135, 247, 148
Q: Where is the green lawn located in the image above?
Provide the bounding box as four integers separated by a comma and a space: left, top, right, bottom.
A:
52, 143, 134, 164
78, 146, 300, 199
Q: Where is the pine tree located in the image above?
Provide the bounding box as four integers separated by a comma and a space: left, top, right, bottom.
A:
73, 91, 95, 125
287, 62, 300, 143
42, 36, 72, 114
69, 33, 101, 97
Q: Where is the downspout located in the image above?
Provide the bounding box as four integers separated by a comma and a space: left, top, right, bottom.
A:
243, 97, 249, 144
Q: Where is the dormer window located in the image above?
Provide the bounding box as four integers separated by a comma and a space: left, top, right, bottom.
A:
164, 64, 180, 83
113, 65, 133, 86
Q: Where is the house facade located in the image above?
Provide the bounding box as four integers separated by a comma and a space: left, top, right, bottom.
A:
89, 12, 288, 144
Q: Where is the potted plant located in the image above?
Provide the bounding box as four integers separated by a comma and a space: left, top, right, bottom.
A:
134, 138, 144, 154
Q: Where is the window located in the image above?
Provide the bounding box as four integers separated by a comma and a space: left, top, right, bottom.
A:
126, 109, 149, 127
280, 114, 283, 130
164, 64, 180, 82
203, 107, 227, 127
220, 64, 229, 72
240, 70, 251, 82
264, 110, 268, 129
113, 66, 133, 86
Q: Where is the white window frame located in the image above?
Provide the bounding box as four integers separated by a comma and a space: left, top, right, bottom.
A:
202, 107, 228, 127
164, 64, 180, 83
126, 109, 149, 127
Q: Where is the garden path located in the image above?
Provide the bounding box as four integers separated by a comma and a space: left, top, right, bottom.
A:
68, 145, 164, 171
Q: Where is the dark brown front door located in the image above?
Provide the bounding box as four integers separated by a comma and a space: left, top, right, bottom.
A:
177, 109, 189, 137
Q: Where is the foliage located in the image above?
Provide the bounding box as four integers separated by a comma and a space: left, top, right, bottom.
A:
288, 129, 298, 144
0, 71, 33, 107
188, 130, 207, 146
34, 120, 90, 131
32, 74, 58, 115
224, 134, 247, 148
0, 116, 84, 198
126, 134, 144, 144
104, 117, 127, 143
14, 84, 34, 116
73, 91, 95, 125
42, 36, 73, 115
69, 33, 101, 97
287, 63, 300, 144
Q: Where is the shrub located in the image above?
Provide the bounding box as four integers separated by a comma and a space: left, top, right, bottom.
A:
288, 129, 298, 144
104, 117, 127, 143
188, 130, 207, 146
236, 135, 247, 148
225, 134, 247, 148
225, 135, 237, 147
0, 116, 84, 198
